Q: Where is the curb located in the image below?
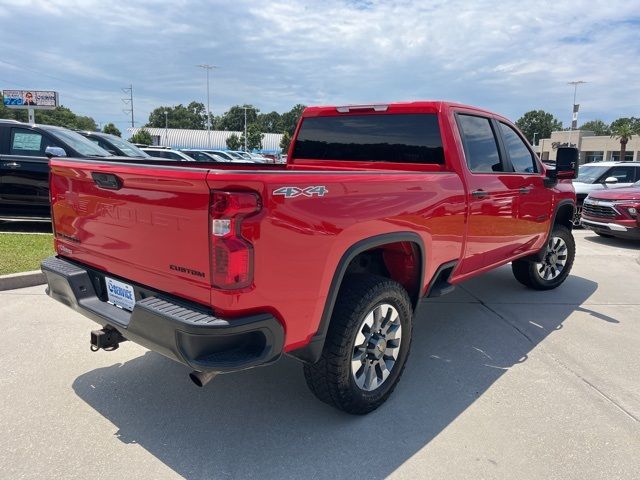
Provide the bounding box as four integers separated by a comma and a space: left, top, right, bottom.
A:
0, 270, 46, 291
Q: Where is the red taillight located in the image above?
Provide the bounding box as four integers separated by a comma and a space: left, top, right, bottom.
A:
210, 191, 261, 289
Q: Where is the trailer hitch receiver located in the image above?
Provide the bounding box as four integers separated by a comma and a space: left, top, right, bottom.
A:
90, 327, 126, 351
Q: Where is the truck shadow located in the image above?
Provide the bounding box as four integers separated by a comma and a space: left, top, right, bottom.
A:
72, 266, 599, 480
582, 233, 640, 251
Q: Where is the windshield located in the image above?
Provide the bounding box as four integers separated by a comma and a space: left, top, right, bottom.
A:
576, 165, 608, 184
100, 134, 149, 158
45, 127, 113, 157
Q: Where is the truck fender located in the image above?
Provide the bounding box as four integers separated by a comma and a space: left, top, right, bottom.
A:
289, 232, 425, 364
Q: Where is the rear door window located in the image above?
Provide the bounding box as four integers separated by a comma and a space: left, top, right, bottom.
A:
457, 115, 503, 173
293, 113, 444, 164
10, 128, 44, 156
498, 122, 537, 173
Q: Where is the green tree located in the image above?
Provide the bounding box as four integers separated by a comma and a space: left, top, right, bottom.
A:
579, 119, 610, 136
239, 123, 265, 151
256, 111, 282, 133
218, 105, 259, 131
610, 122, 637, 162
280, 104, 306, 136
3, 105, 96, 130
610, 117, 640, 133
102, 123, 121, 137
226, 133, 241, 150
0, 95, 97, 129
279, 131, 291, 153
515, 110, 562, 144
128, 128, 153, 145
147, 102, 207, 129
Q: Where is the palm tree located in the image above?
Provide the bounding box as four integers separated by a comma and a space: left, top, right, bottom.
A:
610, 122, 636, 161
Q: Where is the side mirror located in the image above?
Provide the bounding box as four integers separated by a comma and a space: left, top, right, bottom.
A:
45, 146, 67, 158
555, 147, 579, 180
604, 176, 618, 184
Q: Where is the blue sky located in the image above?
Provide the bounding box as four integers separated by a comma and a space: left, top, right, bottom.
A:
1, 0, 639, 134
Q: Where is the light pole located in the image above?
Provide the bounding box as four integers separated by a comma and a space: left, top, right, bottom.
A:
533, 132, 539, 146
197, 64, 219, 148
164, 110, 168, 146
567, 80, 586, 147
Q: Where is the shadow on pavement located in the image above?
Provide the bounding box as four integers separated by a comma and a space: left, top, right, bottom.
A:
0, 221, 52, 233
582, 233, 639, 250
72, 268, 599, 479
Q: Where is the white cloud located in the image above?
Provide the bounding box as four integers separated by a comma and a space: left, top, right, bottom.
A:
0, 0, 638, 132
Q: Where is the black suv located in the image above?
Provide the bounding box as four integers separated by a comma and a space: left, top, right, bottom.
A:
0, 120, 141, 222
79, 131, 150, 158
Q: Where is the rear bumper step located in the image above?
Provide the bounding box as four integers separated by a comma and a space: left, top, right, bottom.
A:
41, 256, 284, 373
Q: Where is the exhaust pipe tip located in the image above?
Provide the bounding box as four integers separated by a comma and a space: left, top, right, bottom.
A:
189, 370, 218, 387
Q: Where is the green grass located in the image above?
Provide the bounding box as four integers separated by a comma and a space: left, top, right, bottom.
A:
0, 233, 55, 275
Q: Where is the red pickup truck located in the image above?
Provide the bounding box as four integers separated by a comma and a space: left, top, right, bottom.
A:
42, 102, 578, 414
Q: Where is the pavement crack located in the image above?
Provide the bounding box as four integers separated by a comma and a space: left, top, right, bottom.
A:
458, 287, 638, 424
459, 285, 534, 344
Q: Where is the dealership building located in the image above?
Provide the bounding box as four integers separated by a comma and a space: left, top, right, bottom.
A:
535, 130, 640, 164
127, 127, 284, 153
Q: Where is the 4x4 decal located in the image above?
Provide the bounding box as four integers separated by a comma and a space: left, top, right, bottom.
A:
273, 186, 328, 198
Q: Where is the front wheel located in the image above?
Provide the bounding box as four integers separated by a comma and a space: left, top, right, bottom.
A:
303, 275, 413, 414
512, 225, 575, 290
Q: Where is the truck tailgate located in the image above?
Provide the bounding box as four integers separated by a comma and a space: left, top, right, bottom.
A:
50, 159, 213, 305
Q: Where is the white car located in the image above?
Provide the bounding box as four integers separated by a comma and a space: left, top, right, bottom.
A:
572, 161, 640, 225
141, 147, 195, 162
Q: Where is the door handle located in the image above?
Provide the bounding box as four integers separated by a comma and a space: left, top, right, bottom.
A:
471, 189, 489, 198
519, 187, 532, 194
2, 162, 21, 168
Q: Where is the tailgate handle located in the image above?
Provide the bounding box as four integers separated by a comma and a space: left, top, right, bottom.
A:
92, 172, 122, 190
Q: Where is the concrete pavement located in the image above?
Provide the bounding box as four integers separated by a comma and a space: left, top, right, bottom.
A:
0, 230, 638, 479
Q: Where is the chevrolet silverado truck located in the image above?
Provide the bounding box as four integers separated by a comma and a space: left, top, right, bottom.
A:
41, 102, 579, 414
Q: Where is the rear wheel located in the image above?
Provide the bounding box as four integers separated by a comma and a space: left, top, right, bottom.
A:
303, 275, 413, 414
512, 225, 575, 290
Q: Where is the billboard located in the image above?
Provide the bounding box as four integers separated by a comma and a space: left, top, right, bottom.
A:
2, 90, 58, 109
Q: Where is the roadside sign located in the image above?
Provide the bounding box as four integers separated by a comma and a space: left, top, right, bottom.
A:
2, 90, 58, 109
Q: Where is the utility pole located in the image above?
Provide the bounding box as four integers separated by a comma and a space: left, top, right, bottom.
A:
567, 81, 586, 148
242, 106, 249, 151
121, 84, 134, 128
197, 64, 218, 148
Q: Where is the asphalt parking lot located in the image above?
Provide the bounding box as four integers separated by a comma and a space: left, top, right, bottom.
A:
1, 230, 638, 480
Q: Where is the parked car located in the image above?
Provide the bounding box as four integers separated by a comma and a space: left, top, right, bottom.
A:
229, 150, 268, 163
572, 161, 640, 226
41, 101, 578, 414
581, 180, 640, 239
181, 150, 230, 162
0, 120, 113, 221
204, 150, 254, 163
141, 147, 195, 161
79, 131, 151, 158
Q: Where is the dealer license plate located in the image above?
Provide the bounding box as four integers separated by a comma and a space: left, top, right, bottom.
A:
105, 276, 136, 311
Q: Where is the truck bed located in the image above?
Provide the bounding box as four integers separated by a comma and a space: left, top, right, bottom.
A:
49, 157, 465, 349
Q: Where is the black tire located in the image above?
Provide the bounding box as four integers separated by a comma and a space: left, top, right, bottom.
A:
512, 225, 575, 290
303, 274, 413, 415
